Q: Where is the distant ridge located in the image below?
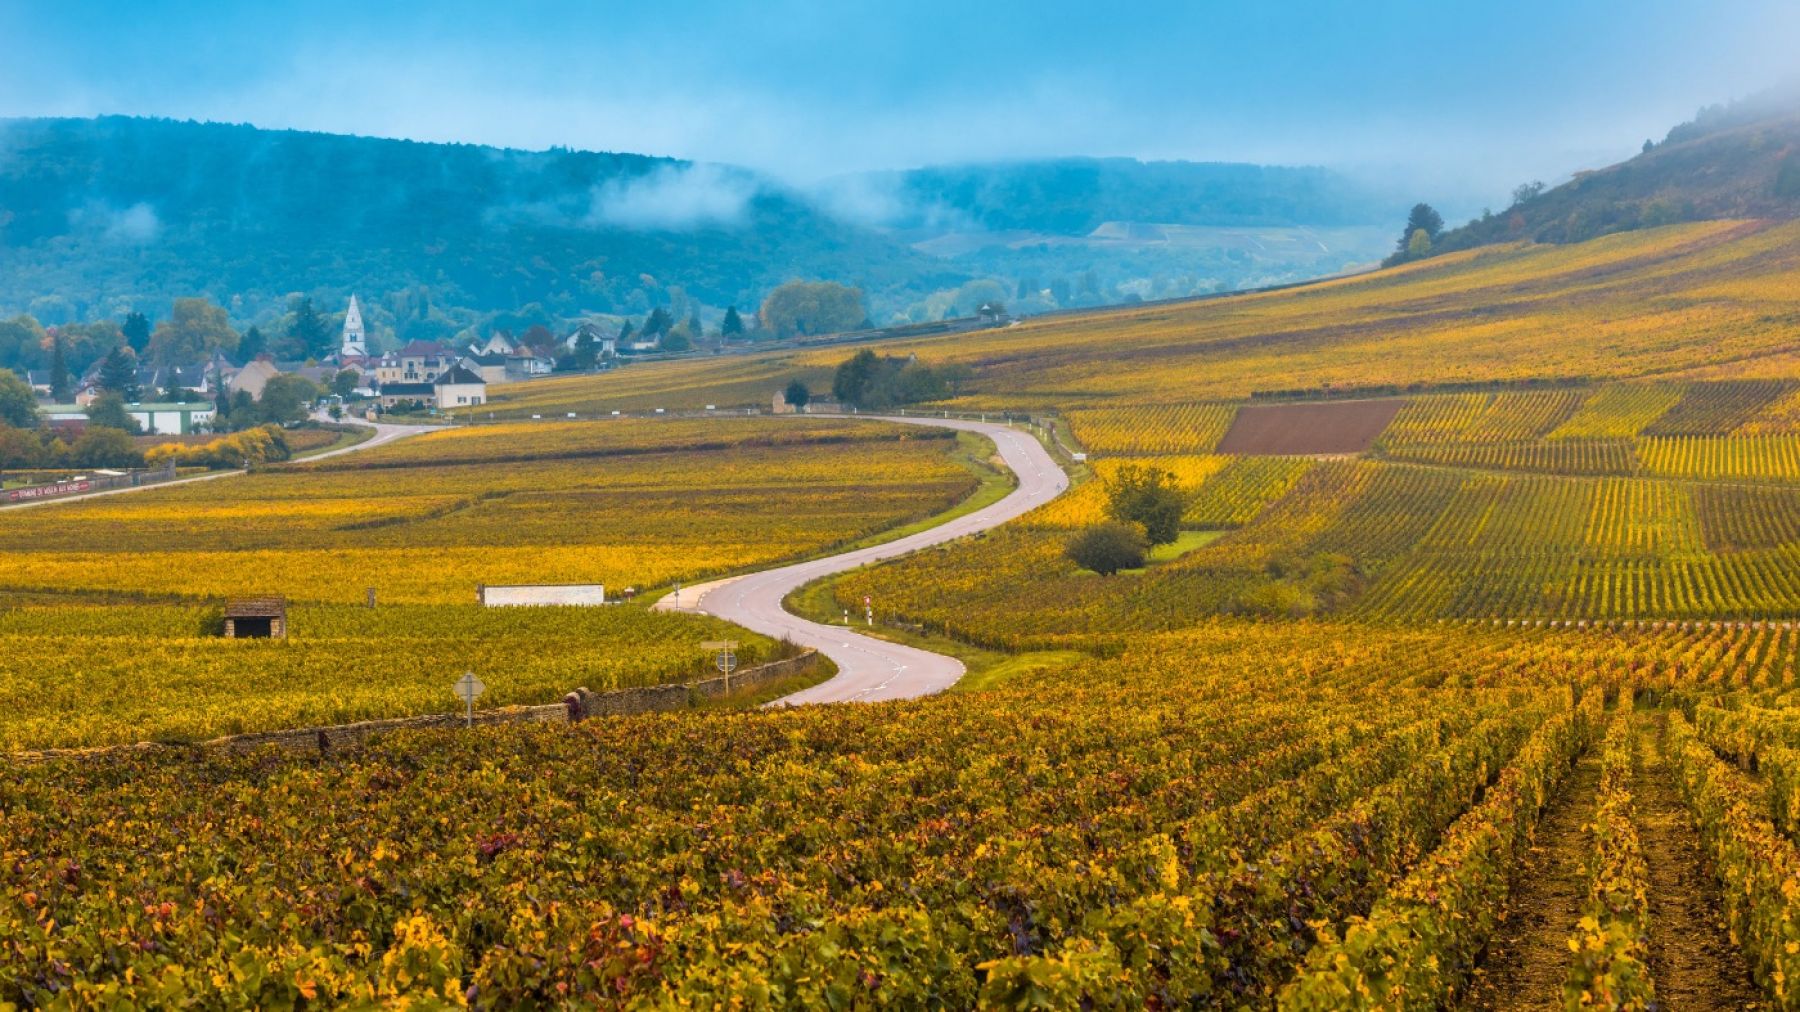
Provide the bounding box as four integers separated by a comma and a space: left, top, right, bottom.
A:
1430, 92, 1800, 254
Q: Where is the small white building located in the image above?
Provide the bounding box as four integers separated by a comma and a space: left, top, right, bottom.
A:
130, 402, 217, 435
433, 365, 487, 410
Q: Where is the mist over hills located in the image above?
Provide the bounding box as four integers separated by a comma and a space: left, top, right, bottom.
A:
0, 116, 1396, 346
1428, 92, 1800, 255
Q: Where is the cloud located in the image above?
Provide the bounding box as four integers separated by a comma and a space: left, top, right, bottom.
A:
584, 163, 760, 231
67, 201, 161, 243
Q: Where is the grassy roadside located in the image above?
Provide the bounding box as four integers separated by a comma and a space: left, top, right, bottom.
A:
689, 655, 841, 711
291, 421, 375, 459
782, 574, 1085, 692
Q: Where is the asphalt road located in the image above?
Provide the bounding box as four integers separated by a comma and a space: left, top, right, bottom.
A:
657, 416, 1069, 703
0, 414, 434, 511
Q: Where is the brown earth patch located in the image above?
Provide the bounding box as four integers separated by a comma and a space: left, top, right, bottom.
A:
1214, 398, 1405, 455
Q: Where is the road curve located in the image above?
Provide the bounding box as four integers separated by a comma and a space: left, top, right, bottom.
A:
657, 416, 1069, 703
0, 414, 434, 512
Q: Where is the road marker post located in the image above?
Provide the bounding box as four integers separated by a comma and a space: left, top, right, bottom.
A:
701, 640, 738, 693
453, 671, 486, 728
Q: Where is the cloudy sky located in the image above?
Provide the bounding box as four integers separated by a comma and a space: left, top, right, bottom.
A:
2, 0, 1796, 205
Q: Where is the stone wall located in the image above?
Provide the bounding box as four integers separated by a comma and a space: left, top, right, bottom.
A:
13, 650, 822, 762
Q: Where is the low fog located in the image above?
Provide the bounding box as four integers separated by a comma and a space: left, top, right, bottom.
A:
3, 1, 1800, 224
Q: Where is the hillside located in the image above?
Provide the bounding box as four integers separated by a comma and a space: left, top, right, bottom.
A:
487, 218, 1800, 415
0, 116, 961, 337
0, 118, 1396, 345
844, 157, 1403, 233
1432, 97, 1800, 252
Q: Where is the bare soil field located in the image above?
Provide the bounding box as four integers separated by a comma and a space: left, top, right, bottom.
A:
1214, 398, 1405, 454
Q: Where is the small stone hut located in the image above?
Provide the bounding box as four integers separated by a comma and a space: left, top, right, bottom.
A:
223, 597, 288, 639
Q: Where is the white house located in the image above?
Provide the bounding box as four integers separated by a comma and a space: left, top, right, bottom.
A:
432, 365, 487, 410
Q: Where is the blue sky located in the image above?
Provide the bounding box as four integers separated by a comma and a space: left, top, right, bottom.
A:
2, 0, 1796, 205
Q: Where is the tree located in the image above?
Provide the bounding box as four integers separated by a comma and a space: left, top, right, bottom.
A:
784, 379, 811, 409
288, 296, 330, 359
831, 349, 881, 407
1406, 203, 1444, 240
1511, 181, 1546, 207
721, 306, 744, 338
331, 369, 360, 398
618, 320, 636, 346
48, 335, 72, 402
98, 345, 140, 400
85, 391, 141, 433
0, 369, 39, 428
759, 281, 866, 339
148, 297, 238, 365
257, 374, 320, 425
1065, 522, 1148, 576
660, 326, 692, 353
68, 426, 142, 468
642, 307, 673, 338
573, 330, 601, 370
162, 368, 188, 403
121, 311, 151, 354
1103, 464, 1187, 545
238, 325, 267, 363
1406, 228, 1433, 258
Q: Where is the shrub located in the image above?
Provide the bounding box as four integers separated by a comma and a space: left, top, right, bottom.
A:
1065, 522, 1148, 575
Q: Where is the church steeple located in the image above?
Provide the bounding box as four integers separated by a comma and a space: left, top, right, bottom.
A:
340, 295, 367, 359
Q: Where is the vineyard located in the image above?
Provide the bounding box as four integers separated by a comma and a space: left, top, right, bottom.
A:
0, 418, 979, 749
9, 620, 1800, 1005
15, 190, 1800, 1006
486, 218, 1800, 413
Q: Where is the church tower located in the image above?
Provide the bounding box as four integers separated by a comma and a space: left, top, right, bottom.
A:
340, 295, 368, 360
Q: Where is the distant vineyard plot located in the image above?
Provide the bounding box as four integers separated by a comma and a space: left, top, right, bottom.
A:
1215, 399, 1405, 455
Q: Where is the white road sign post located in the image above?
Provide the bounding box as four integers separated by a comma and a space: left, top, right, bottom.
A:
701, 640, 738, 693
454, 670, 485, 728
864, 595, 873, 627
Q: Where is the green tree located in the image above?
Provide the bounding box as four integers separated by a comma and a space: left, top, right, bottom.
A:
642, 307, 673, 338
1406, 228, 1433, 257
288, 296, 330, 359
573, 331, 601, 370
1103, 464, 1187, 545
721, 306, 744, 338
831, 349, 882, 406
148, 297, 238, 365
1511, 181, 1546, 207
121, 311, 151, 354
759, 281, 866, 339
162, 368, 188, 403
98, 345, 140, 400
660, 326, 692, 353
238, 325, 267, 363
86, 391, 142, 433
784, 379, 811, 409
331, 369, 360, 398
68, 426, 142, 468
1065, 522, 1148, 576
257, 374, 320, 425
1405, 202, 1444, 240
0, 369, 40, 428
48, 335, 72, 402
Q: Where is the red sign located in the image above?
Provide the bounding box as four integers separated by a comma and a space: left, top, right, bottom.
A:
5, 480, 93, 503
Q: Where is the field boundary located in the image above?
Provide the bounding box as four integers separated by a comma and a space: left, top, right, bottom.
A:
9, 650, 821, 763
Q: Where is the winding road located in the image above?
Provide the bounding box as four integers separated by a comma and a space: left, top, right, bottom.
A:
657, 416, 1069, 703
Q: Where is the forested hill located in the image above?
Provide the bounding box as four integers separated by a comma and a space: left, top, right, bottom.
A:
1429, 97, 1800, 254
0, 116, 952, 330
851, 157, 1403, 233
